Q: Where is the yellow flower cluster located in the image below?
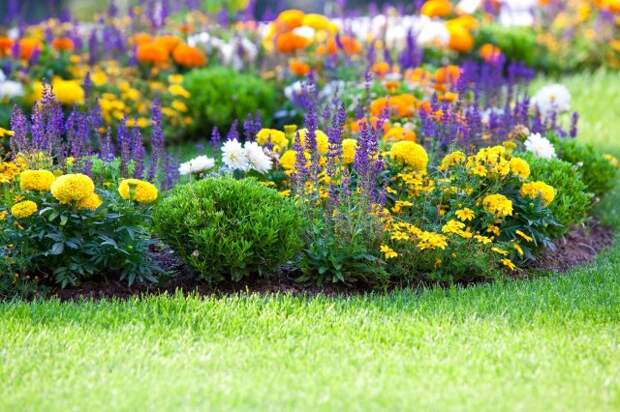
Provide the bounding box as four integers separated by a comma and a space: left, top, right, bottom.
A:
11, 200, 38, 219
256, 128, 289, 152
51, 174, 96, 204
20, 170, 56, 192
389, 141, 429, 171
118, 179, 158, 204
521, 181, 556, 206
33, 79, 85, 105
482, 194, 513, 218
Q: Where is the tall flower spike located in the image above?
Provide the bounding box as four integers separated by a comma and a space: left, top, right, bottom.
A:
210, 126, 221, 147
131, 128, 146, 178
148, 98, 164, 181
9, 105, 29, 155
292, 130, 306, 195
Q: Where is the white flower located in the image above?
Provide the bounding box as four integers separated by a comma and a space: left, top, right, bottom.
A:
416, 17, 450, 48
457, 0, 482, 14
0, 70, 24, 99
221, 139, 249, 171
531, 84, 571, 116
499, 0, 536, 26
292, 26, 315, 41
178, 155, 215, 175
244, 142, 272, 173
524, 133, 557, 159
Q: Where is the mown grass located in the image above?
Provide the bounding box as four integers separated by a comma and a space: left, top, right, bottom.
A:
0, 71, 619, 412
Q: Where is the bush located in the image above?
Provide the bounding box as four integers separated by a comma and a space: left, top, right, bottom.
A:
153, 177, 304, 283
184, 67, 282, 136
551, 137, 618, 197
521, 152, 592, 237
0, 174, 161, 290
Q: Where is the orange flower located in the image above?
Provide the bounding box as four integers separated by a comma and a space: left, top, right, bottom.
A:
276, 32, 309, 53
51, 37, 74, 52
320, 35, 362, 56
132, 32, 153, 46
421, 0, 453, 18
289, 59, 311, 76
155, 35, 182, 52
172, 44, 206, 68
18, 38, 42, 60
370, 94, 416, 118
371, 62, 390, 78
136, 42, 169, 66
351, 117, 391, 134
447, 22, 474, 53
479, 43, 502, 62
384, 127, 417, 142
0, 36, 13, 56
435, 65, 461, 84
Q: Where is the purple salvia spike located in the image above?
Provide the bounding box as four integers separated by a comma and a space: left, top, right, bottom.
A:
131, 128, 146, 178
148, 98, 164, 181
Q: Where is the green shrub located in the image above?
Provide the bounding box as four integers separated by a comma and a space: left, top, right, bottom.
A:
521, 152, 592, 237
184, 67, 281, 136
153, 177, 304, 283
551, 137, 618, 197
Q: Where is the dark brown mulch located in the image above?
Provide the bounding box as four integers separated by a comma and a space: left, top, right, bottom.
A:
531, 219, 615, 273
51, 220, 615, 301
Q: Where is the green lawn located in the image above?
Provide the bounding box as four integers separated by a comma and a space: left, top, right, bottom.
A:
0, 72, 619, 412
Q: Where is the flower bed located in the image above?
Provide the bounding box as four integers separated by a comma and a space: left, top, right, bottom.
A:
1, 1, 619, 299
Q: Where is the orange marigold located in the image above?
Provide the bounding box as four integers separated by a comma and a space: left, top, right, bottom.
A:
0, 36, 13, 56
275, 32, 309, 53
51, 37, 74, 52
172, 44, 206, 68
421, 0, 453, 17
136, 42, 169, 65
371, 62, 390, 78
289, 59, 311, 76
155, 35, 182, 52
18, 38, 42, 60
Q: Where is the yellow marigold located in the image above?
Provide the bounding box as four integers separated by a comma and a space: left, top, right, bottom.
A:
384, 127, 416, 142
439, 151, 466, 171
342, 139, 357, 165
474, 234, 492, 245
19, 170, 56, 191
421, 0, 453, 17
280, 150, 296, 170
50, 174, 95, 204
11, 200, 38, 219
118, 179, 158, 204
455, 208, 475, 222
0, 127, 14, 138
509, 157, 531, 180
256, 128, 289, 152
33, 80, 85, 105
77, 193, 103, 210
389, 141, 429, 171
521, 181, 556, 206
0, 211, 6, 220
298, 128, 329, 154
482, 194, 513, 218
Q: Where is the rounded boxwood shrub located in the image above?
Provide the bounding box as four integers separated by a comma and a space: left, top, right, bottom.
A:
153, 177, 304, 283
551, 137, 618, 197
183, 67, 282, 136
521, 152, 592, 238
